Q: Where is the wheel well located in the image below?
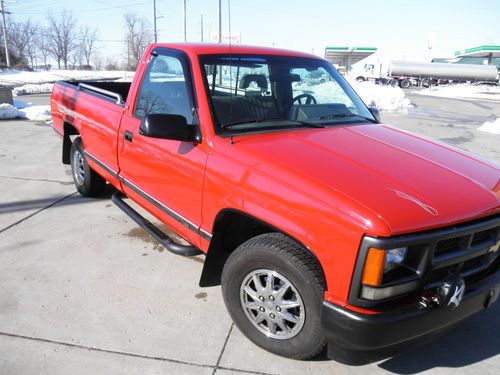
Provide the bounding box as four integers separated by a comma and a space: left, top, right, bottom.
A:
199, 210, 326, 289
62, 122, 79, 164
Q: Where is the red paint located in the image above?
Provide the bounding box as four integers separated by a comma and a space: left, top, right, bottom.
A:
51, 43, 500, 310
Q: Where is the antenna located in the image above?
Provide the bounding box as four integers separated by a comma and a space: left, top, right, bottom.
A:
228, 0, 234, 143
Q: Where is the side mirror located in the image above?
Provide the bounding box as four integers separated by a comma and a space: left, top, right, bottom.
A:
140, 114, 199, 142
369, 107, 381, 123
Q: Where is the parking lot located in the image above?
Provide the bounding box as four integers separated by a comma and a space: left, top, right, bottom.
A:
0, 93, 499, 375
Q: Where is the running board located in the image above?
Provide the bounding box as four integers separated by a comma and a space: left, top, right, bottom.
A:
112, 192, 203, 257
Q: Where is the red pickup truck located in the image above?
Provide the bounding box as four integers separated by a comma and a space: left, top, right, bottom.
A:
51, 43, 500, 363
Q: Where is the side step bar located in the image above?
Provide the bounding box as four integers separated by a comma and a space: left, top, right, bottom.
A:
112, 192, 203, 257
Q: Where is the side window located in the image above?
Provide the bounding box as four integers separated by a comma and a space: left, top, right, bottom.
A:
134, 54, 194, 122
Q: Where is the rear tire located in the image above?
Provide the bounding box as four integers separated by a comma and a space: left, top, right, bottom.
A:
221, 233, 326, 360
400, 79, 411, 89
70, 137, 106, 197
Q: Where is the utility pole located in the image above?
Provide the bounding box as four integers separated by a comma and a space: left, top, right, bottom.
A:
199, 14, 203, 42
153, 0, 158, 43
217, 0, 221, 43
0, 0, 10, 67
183, 0, 187, 42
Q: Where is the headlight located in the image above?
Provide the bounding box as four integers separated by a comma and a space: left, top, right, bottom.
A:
361, 247, 408, 286
384, 247, 407, 272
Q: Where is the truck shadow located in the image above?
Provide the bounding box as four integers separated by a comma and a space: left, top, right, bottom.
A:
377, 301, 500, 373
0, 185, 116, 215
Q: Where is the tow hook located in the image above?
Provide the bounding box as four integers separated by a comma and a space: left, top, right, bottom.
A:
437, 277, 466, 310
419, 276, 466, 310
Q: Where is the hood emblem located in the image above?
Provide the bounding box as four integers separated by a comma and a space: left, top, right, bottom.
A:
390, 189, 439, 216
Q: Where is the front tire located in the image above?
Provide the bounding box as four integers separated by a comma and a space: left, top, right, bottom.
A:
221, 233, 326, 359
70, 137, 106, 197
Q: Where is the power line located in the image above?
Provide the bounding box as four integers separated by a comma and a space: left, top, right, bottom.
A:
13, 0, 156, 15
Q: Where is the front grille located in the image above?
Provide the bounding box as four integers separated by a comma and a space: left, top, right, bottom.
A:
350, 215, 500, 309
434, 237, 462, 256
424, 221, 500, 290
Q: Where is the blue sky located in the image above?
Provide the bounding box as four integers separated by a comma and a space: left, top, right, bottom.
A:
9, 0, 500, 64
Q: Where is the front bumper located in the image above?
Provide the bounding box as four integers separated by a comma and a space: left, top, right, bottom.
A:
322, 270, 500, 365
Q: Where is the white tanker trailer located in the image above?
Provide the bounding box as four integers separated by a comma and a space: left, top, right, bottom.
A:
388, 61, 498, 88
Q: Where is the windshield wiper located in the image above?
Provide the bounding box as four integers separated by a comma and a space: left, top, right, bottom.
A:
221, 117, 325, 129
319, 113, 377, 123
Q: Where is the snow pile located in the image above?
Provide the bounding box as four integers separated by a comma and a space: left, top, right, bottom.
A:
353, 81, 412, 112
478, 118, 500, 135
14, 83, 54, 96
0, 100, 51, 121
293, 80, 412, 112
413, 84, 500, 102
0, 103, 22, 119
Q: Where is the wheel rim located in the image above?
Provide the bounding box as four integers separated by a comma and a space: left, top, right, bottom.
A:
240, 269, 305, 340
73, 150, 85, 185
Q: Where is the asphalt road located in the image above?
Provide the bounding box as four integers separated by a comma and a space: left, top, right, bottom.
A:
0, 93, 499, 375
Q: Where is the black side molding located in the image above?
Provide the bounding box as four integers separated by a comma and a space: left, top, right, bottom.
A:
112, 192, 203, 257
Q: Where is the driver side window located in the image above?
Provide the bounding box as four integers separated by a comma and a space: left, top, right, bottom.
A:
135, 54, 194, 123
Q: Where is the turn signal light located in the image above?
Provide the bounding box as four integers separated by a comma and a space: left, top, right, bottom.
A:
362, 248, 385, 286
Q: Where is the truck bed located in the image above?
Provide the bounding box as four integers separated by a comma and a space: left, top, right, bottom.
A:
58, 80, 132, 103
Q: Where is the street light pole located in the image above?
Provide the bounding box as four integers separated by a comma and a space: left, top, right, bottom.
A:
217, 0, 221, 43
0, 0, 10, 67
183, 0, 187, 42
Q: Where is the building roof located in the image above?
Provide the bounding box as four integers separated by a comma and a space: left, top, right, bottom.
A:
324, 47, 377, 66
454, 45, 500, 58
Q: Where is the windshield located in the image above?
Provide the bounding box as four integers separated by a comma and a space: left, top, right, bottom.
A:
200, 54, 375, 134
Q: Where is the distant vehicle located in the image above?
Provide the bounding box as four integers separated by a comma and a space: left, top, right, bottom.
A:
353, 61, 499, 88
388, 61, 499, 88
51, 43, 500, 364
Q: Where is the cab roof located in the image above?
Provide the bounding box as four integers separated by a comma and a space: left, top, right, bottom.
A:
152, 43, 322, 60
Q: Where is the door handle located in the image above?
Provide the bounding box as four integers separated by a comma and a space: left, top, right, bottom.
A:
124, 130, 134, 143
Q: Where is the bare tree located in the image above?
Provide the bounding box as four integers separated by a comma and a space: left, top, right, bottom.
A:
47, 11, 78, 69
6, 19, 37, 67
38, 31, 51, 70
124, 13, 153, 70
79, 25, 99, 67
92, 52, 103, 70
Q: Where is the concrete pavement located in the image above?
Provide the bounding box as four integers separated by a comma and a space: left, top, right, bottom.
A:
0, 94, 499, 374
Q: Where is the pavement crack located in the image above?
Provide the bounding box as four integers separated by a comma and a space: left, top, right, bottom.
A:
0, 331, 213, 370
0, 331, 277, 375
0, 192, 77, 235
0, 175, 72, 184
212, 323, 234, 375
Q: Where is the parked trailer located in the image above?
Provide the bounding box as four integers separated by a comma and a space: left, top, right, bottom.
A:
388, 61, 498, 88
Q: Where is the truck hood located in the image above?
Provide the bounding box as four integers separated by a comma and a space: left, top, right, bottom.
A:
233, 124, 500, 235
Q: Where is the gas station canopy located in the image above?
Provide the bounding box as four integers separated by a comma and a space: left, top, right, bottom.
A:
454, 45, 500, 64
324, 47, 377, 72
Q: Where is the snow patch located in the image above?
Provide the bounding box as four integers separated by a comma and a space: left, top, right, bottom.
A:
20, 105, 52, 121
0, 102, 51, 121
413, 84, 500, 102
1, 69, 134, 87
478, 118, 500, 135
14, 83, 54, 96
